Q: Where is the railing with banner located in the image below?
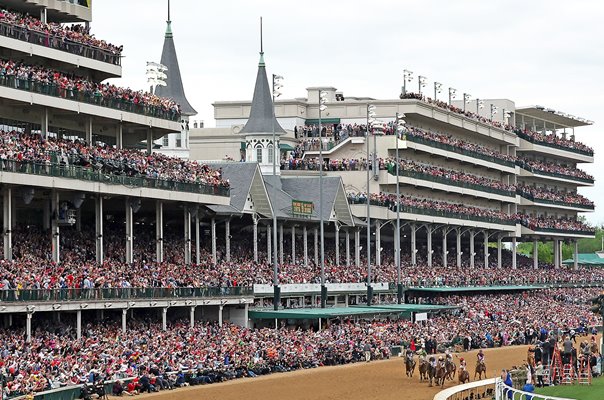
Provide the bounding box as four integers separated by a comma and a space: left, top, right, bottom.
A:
386, 164, 515, 197
405, 134, 516, 168
254, 283, 390, 295
0, 75, 179, 121
0, 287, 252, 303
0, 159, 230, 197
0, 22, 121, 66
10, 377, 136, 400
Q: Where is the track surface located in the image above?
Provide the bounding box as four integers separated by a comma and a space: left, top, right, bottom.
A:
137, 345, 533, 400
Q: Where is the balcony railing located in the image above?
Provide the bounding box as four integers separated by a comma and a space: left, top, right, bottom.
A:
517, 191, 595, 210
0, 159, 230, 197
517, 162, 594, 184
405, 134, 516, 168
516, 130, 593, 157
521, 224, 595, 235
0, 22, 120, 66
0, 286, 252, 303
0, 75, 180, 121
386, 165, 515, 197
348, 197, 516, 226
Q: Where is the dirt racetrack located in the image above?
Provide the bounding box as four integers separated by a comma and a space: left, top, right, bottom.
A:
137, 344, 539, 400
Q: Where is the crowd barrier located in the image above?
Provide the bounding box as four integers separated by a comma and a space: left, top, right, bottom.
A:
433, 377, 575, 400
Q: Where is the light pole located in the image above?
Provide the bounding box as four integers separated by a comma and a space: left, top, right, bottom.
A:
272, 73, 283, 311
434, 82, 442, 101
319, 90, 328, 308
490, 104, 498, 120
418, 75, 427, 96
366, 104, 376, 305
395, 112, 406, 304
476, 98, 484, 115
448, 88, 457, 106
463, 93, 471, 112
402, 69, 413, 96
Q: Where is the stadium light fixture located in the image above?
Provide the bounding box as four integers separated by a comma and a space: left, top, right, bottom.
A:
434, 82, 442, 101
463, 93, 471, 112
503, 108, 512, 124
490, 104, 498, 120
402, 69, 413, 96
319, 90, 328, 308
476, 98, 484, 114
271, 73, 283, 311
448, 88, 457, 106
418, 75, 427, 95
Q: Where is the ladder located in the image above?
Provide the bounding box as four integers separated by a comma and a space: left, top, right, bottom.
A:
578, 357, 592, 385
549, 348, 563, 385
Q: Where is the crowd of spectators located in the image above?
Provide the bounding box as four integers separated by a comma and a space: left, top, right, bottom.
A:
400, 93, 593, 155
0, 288, 600, 397
0, 130, 230, 190
516, 158, 594, 182
0, 58, 180, 118
520, 215, 595, 233
0, 8, 123, 62
516, 185, 594, 208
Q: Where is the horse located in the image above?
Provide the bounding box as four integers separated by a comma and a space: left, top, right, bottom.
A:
405, 356, 416, 378
474, 360, 487, 380
445, 359, 456, 380
419, 359, 429, 382
427, 357, 436, 387
435, 363, 447, 388
458, 369, 470, 384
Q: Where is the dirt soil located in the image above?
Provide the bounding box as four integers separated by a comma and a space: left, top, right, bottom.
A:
135, 344, 536, 400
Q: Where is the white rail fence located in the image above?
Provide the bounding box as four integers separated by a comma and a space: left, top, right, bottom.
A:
433, 377, 575, 400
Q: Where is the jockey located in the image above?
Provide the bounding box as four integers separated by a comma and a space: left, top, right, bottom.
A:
405, 347, 414, 361
429, 356, 437, 368
438, 356, 446, 368
445, 347, 453, 362
459, 357, 467, 371
477, 349, 485, 363
418, 347, 428, 362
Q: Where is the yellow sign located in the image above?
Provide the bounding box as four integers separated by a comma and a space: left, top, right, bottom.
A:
292, 200, 314, 216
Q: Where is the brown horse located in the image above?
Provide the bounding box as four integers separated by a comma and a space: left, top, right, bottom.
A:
459, 369, 470, 384
435, 363, 447, 388
419, 359, 429, 382
405, 356, 416, 378
474, 360, 487, 380
445, 360, 456, 380
427, 357, 436, 387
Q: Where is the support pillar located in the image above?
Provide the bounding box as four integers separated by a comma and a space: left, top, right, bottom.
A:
195, 213, 200, 264
146, 128, 153, 155
497, 237, 502, 268
303, 226, 308, 267
427, 226, 433, 267
162, 308, 167, 331
122, 309, 127, 333
573, 240, 579, 270
279, 224, 284, 266
155, 201, 163, 263
244, 303, 249, 328
85, 116, 93, 145
442, 228, 447, 268
335, 224, 340, 266
411, 224, 417, 266
512, 237, 517, 269
190, 306, 196, 328
211, 218, 217, 265
116, 124, 123, 149
225, 219, 231, 262
184, 206, 192, 265
314, 227, 319, 266
533, 239, 539, 270
469, 230, 475, 268
125, 198, 133, 264
375, 222, 382, 267
355, 228, 360, 268
456, 229, 462, 268
553, 239, 559, 268
267, 226, 272, 263
218, 305, 224, 327
253, 216, 258, 263
41, 107, 49, 138
76, 310, 82, 340
51, 190, 60, 264
483, 233, 489, 268
346, 229, 350, 267
3, 187, 12, 260
26, 313, 32, 343
291, 226, 296, 264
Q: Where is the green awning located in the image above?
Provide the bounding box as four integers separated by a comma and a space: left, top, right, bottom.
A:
249, 304, 457, 320
305, 118, 341, 125
279, 143, 295, 151
406, 285, 544, 293
562, 253, 604, 266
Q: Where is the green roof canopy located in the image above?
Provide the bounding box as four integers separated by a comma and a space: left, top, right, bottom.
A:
248, 304, 457, 320
305, 118, 341, 125
562, 253, 604, 266
279, 143, 295, 151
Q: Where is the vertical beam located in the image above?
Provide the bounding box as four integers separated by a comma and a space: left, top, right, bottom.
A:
3, 187, 12, 260
346, 229, 350, 267
218, 305, 224, 327
553, 239, 558, 268
76, 310, 82, 340
279, 224, 284, 266
51, 190, 60, 264
95, 196, 103, 264
573, 240, 579, 270
469, 230, 475, 268
162, 308, 168, 331
26, 313, 32, 343
442, 228, 447, 268
334, 224, 340, 266
85, 116, 93, 145
267, 226, 272, 263
146, 128, 153, 155
456, 229, 462, 268
291, 225, 296, 264
116, 124, 123, 149
484, 232, 489, 268
211, 218, 217, 265
355, 228, 360, 268
253, 216, 259, 263
125, 199, 133, 264
41, 107, 49, 138
375, 222, 381, 267
497, 237, 502, 268
533, 239, 539, 270
190, 306, 196, 328
512, 237, 517, 269
244, 303, 249, 328
156, 201, 164, 262
427, 226, 433, 267
225, 219, 231, 262
411, 224, 417, 266
40, 7, 47, 23
184, 206, 192, 265
314, 227, 319, 266
195, 212, 200, 264
122, 309, 127, 333
303, 225, 308, 267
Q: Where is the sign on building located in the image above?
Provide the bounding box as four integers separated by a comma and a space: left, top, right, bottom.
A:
292, 200, 314, 218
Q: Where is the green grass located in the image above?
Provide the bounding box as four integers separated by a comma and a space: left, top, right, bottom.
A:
534, 377, 603, 400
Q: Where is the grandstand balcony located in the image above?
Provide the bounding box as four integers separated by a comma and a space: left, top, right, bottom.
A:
519, 224, 595, 239
517, 162, 594, 187
517, 192, 595, 212
2, 0, 92, 23
517, 133, 594, 164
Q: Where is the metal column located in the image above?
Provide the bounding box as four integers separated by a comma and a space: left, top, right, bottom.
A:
162, 308, 168, 331
483, 232, 489, 268
225, 219, 231, 262
355, 228, 360, 267
533, 239, 538, 269
51, 190, 60, 264
125, 199, 133, 264
85, 117, 93, 144
253, 216, 258, 263
95, 196, 103, 264
573, 240, 579, 270
195, 213, 200, 264
26, 313, 32, 343
190, 306, 196, 328
122, 309, 127, 333
279, 224, 284, 266
291, 225, 296, 264
497, 237, 502, 268
218, 305, 224, 327
335, 223, 340, 266
456, 229, 462, 268
375, 222, 381, 267
76, 310, 82, 340
346, 229, 350, 267
116, 124, 123, 149
512, 237, 517, 269
3, 187, 12, 260
211, 218, 217, 265
469, 230, 475, 268
267, 226, 272, 263
427, 226, 433, 267
303, 225, 308, 267
314, 227, 319, 266
411, 224, 417, 266
184, 206, 192, 265
442, 228, 447, 268
156, 201, 163, 263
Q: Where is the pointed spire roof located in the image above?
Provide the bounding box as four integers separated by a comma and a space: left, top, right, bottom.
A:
240, 20, 285, 135
155, 1, 197, 116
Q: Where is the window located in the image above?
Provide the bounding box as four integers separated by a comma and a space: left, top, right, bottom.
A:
268, 145, 274, 164
162, 136, 169, 147
176, 138, 182, 148
256, 147, 263, 163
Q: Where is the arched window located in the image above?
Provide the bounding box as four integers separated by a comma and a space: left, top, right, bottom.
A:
268, 144, 274, 164
256, 147, 263, 163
